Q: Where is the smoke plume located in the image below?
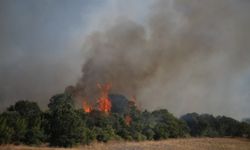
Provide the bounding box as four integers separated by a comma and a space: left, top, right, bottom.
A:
73, 0, 250, 119
0, 0, 249, 119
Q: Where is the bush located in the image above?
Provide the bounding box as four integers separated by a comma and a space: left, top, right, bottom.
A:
1, 112, 28, 144
142, 128, 155, 140
181, 113, 248, 138
132, 131, 147, 141
116, 128, 132, 140
201, 128, 219, 137
0, 117, 14, 144
152, 109, 188, 139
82, 128, 94, 145
92, 127, 113, 143
24, 126, 44, 145
5, 100, 44, 145
47, 93, 88, 147
153, 123, 169, 140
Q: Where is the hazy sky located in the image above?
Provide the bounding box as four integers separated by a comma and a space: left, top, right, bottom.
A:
0, 0, 249, 120
0, 0, 150, 109
0, 0, 103, 108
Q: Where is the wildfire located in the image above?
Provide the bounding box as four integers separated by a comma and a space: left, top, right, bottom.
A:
97, 83, 112, 113
81, 83, 112, 113
82, 100, 92, 113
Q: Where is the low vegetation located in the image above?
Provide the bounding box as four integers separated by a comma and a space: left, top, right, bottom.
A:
1, 138, 250, 150
0, 93, 250, 147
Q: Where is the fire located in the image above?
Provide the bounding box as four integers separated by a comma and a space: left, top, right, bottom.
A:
82, 100, 92, 113
97, 83, 112, 113
81, 83, 112, 113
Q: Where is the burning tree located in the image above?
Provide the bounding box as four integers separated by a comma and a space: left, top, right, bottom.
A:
97, 83, 112, 113
82, 100, 92, 113
81, 83, 112, 114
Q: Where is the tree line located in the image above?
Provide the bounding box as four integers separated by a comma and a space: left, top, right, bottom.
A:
0, 93, 250, 147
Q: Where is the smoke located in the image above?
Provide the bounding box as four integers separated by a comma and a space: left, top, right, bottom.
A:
73, 0, 250, 119
0, 0, 249, 119
0, 0, 102, 109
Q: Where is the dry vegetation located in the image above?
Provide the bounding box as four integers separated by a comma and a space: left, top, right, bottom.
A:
1, 138, 250, 150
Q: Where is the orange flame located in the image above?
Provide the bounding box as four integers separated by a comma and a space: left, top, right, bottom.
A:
97, 83, 112, 113
82, 100, 92, 113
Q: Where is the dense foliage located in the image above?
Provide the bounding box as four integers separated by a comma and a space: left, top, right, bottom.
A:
181, 113, 250, 138
0, 93, 249, 147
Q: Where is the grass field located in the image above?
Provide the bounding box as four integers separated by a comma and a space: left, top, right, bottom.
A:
1, 138, 250, 150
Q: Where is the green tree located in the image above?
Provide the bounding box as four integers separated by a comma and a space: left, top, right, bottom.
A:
217, 116, 239, 136
142, 128, 155, 140
47, 93, 88, 147
92, 127, 115, 142
7, 100, 44, 145
9, 100, 41, 117
152, 109, 188, 138
181, 113, 219, 137
1, 112, 27, 144
0, 116, 14, 144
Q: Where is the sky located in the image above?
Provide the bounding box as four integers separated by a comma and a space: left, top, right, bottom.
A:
0, 0, 249, 120
0, 0, 151, 110
0, 0, 104, 108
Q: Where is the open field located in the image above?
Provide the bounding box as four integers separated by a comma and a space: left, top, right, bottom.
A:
1, 138, 250, 150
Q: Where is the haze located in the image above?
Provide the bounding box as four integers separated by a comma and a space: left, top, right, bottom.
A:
0, 0, 249, 120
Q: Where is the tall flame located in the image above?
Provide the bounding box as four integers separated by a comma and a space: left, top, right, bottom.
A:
97, 83, 112, 113
82, 100, 92, 113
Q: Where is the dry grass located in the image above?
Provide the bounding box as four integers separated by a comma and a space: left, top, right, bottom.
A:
1, 138, 250, 150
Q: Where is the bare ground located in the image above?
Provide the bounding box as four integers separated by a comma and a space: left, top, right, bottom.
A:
1, 138, 250, 150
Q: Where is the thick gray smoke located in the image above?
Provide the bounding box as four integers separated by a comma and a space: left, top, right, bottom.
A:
0, 0, 249, 120
73, 0, 250, 119
0, 0, 100, 109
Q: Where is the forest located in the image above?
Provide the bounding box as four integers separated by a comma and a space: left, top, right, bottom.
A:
0, 93, 250, 147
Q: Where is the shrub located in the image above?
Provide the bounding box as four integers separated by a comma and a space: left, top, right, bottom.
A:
0, 117, 14, 144
47, 93, 88, 147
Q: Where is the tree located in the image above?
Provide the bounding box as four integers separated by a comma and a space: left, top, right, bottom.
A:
181, 113, 219, 137
181, 113, 202, 136
109, 94, 129, 114
47, 93, 88, 147
9, 100, 41, 117
152, 109, 188, 138
242, 118, 250, 124
0, 112, 27, 144
0, 116, 14, 144
153, 123, 170, 140
142, 128, 155, 140
24, 125, 44, 145
235, 122, 250, 138
181, 113, 245, 137
216, 116, 239, 136
92, 127, 115, 142
7, 100, 44, 145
